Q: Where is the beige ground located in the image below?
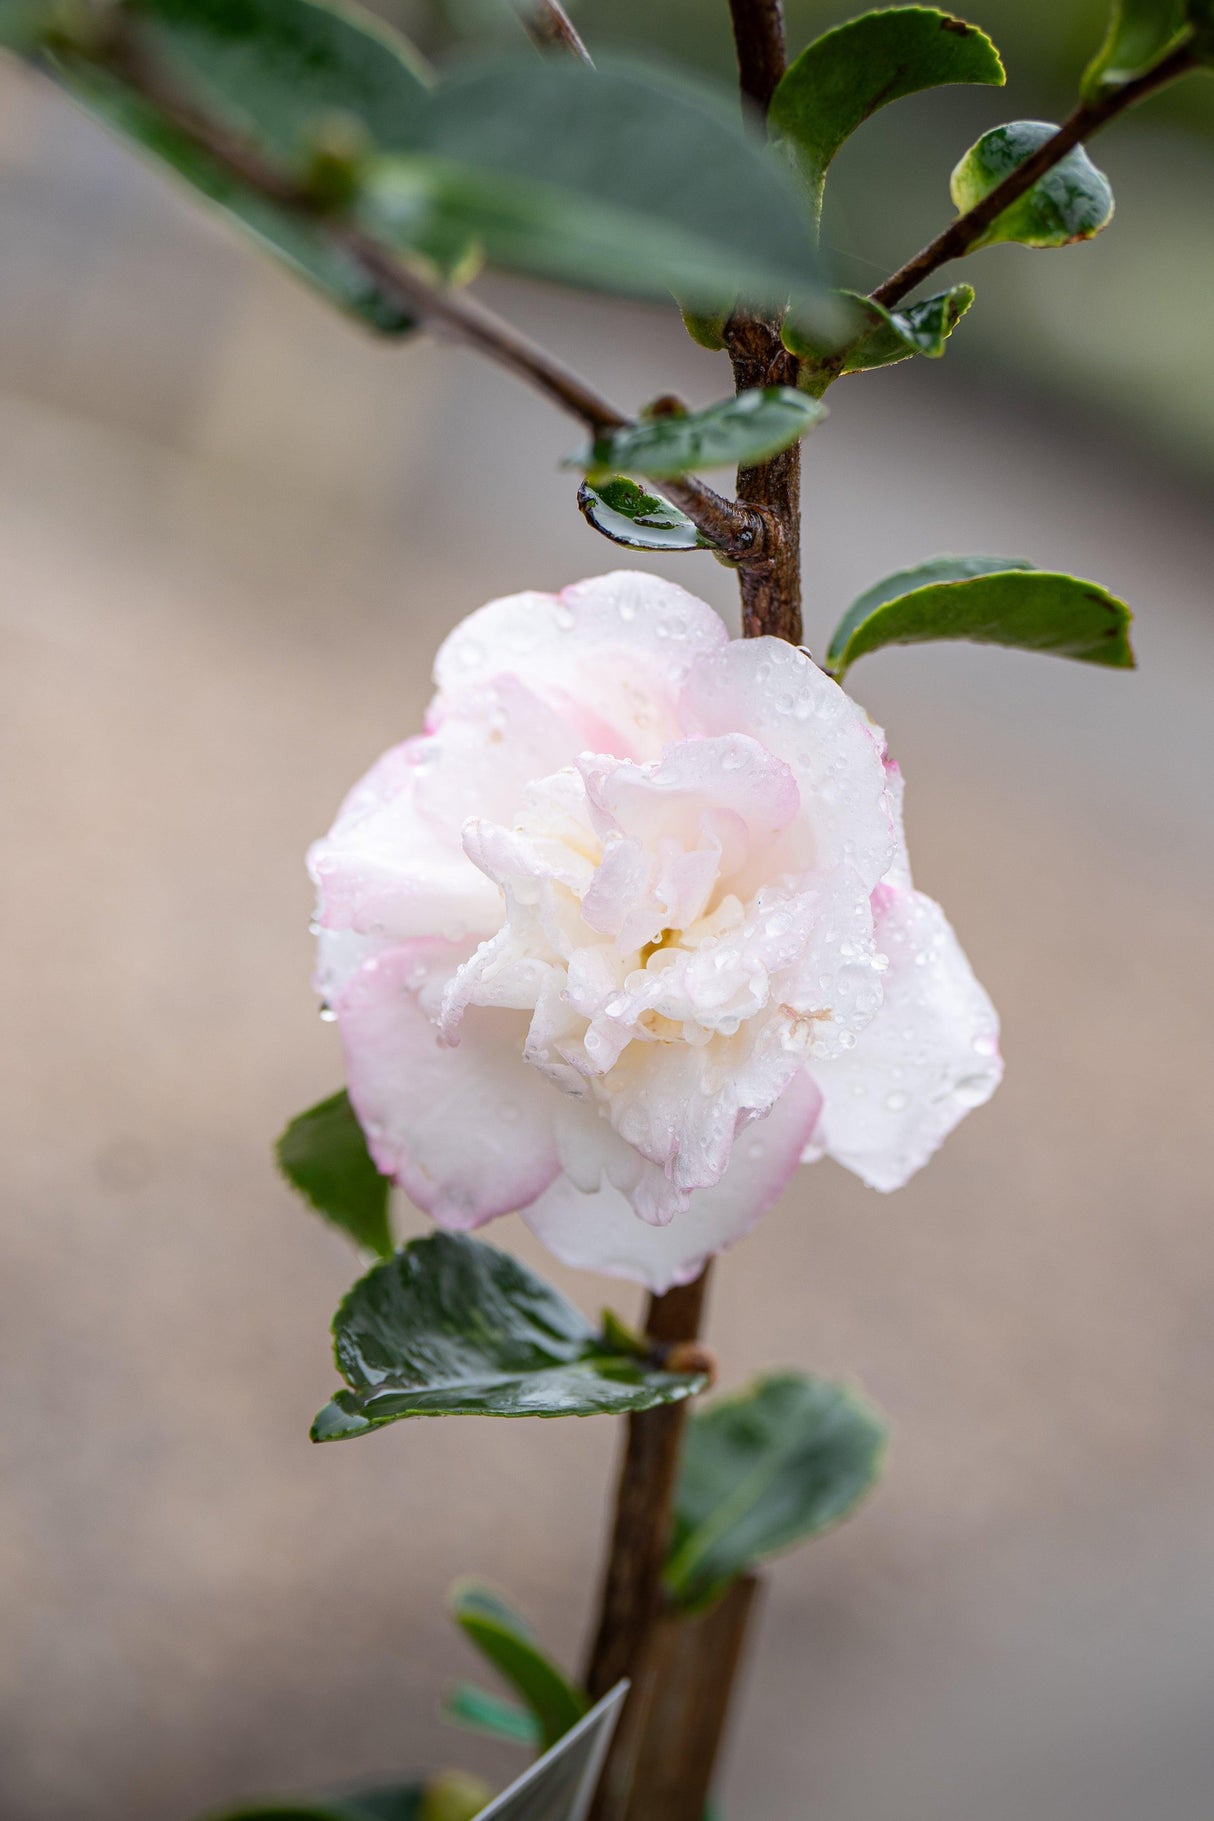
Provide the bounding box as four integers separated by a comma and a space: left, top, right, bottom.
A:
2, 62, 1213, 1821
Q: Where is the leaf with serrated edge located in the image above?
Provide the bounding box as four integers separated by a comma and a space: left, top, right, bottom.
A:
666, 1371, 887, 1611
312, 1233, 708, 1437
571, 389, 826, 480
770, 7, 1005, 224
842, 284, 975, 372
826, 558, 1135, 678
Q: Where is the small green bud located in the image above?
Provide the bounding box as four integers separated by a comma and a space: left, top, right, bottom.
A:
421, 1769, 495, 1821
303, 110, 371, 214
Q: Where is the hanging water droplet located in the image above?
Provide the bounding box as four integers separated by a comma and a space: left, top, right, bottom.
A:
318, 1002, 337, 1023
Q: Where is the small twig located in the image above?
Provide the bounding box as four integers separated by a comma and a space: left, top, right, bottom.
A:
58, 19, 767, 557
511, 0, 593, 65
727, 0, 787, 116
872, 36, 1199, 310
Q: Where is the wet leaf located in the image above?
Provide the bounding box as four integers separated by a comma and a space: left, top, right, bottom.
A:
277, 1090, 393, 1259
826, 556, 1135, 678
770, 6, 1005, 224
578, 476, 713, 551
950, 122, 1114, 248
666, 1372, 887, 1611
841, 284, 975, 372
312, 1233, 709, 1437
451, 1582, 588, 1753
572, 389, 825, 480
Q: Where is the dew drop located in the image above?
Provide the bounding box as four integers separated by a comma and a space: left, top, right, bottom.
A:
318, 1003, 337, 1023
884, 1089, 910, 1111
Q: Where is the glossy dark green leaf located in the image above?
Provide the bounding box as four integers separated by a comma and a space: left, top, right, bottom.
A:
1083, 0, 1190, 94
445, 1681, 542, 1749
666, 1372, 887, 1611
841, 284, 975, 372
826, 557, 1135, 678
38, 0, 435, 330
577, 477, 713, 552
451, 1582, 588, 1753
364, 56, 836, 325
571, 389, 826, 481
312, 1233, 709, 1438
769, 7, 1005, 224
950, 122, 1114, 249
276, 1090, 393, 1259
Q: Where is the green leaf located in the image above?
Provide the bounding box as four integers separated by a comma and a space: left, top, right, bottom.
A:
363, 56, 836, 325
1082, 0, 1190, 95
825, 556, 1135, 678
276, 1090, 393, 1259
312, 1233, 709, 1437
769, 7, 1005, 225
841, 284, 975, 372
444, 1682, 542, 1749
949, 122, 1114, 249
123, 0, 431, 165
571, 389, 826, 481
0, 0, 53, 53
666, 1372, 887, 1611
451, 1581, 588, 1753
577, 477, 713, 552
38, 0, 436, 331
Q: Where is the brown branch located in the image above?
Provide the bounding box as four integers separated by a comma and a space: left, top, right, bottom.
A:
872, 36, 1199, 311
62, 18, 766, 558
723, 0, 804, 645
511, 0, 593, 65
727, 0, 787, 116
583, 1268, 713, 1706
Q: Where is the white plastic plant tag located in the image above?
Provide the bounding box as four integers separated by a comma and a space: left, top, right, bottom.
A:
474, 1682, 629, 1821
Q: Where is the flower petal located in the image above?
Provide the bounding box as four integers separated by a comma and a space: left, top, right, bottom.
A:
805, 885, 1002, 1190
308, 677, 576, 948
336, 939, 561, 1228
523, 1069, 823, 1292
434, 571, 730, 759
680, 636, 895, 890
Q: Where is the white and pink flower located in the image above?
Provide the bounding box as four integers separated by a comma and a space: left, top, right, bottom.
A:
309, 571, 1000, 1292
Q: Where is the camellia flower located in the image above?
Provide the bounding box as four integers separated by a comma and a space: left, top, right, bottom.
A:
309, 571, 1001, 1292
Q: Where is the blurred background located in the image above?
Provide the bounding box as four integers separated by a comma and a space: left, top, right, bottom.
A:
1, 2, 1212, 1818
